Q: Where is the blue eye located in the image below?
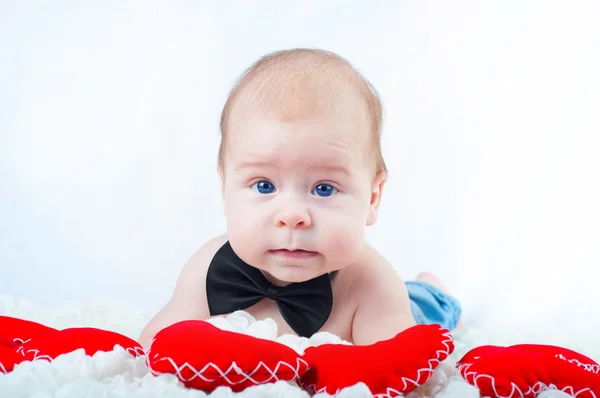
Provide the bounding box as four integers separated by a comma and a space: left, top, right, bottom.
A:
252, 180, 275, 194
312, 184, 337, 197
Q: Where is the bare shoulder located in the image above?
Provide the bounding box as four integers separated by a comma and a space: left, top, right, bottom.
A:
338, 242, 409, 312
348, 242, 407, 291
138, 233, 228, 349
347, 242, 416, 345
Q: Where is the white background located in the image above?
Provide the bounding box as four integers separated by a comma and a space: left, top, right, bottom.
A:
1, 1, 599, 333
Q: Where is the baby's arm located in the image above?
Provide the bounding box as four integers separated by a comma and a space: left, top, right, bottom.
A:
138, 234, 227, 350
351, 251, 416, 346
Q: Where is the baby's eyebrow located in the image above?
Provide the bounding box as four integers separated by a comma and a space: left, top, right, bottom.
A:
314, 164, 352, 176
234, 160, 351, 176
233, 160, 276, 172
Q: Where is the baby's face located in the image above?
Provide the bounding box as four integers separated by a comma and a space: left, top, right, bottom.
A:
221, 112, 382, 284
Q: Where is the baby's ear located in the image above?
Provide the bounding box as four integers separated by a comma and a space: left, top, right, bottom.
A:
366, 171, 387, 226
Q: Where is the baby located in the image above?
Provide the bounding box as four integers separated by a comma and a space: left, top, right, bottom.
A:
139, 49, 461, 350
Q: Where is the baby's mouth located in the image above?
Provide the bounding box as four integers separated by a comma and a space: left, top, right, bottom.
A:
269, 249, 318, 259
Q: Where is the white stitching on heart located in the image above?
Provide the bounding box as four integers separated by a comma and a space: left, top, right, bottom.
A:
15, 345, 53, 362
457, 362, 598, 398
146, 348, 310, 387
555, 353, 600, 374
126, 346, 145, 357
15, 343, 142, 362
457, 364, 526, 398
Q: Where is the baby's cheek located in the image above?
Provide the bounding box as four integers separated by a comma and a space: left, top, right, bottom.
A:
227, 203, 261, 240
227, 211, 264, 266
323, 215, 366, 266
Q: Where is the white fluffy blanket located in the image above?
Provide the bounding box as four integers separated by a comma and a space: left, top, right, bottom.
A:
0, 294, 594, 398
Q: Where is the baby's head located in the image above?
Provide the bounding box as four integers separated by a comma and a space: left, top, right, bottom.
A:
218, 49, 387, 284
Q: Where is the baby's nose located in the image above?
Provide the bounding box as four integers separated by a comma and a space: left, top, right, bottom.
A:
275, 207, 312, 229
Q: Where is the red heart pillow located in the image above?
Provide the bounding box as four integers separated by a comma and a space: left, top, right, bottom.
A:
456, 344, 600, 397
0, 316, 58, 348
147, 320, 309, 392
17, 327, 144, 362
298, 324, 454, 396
513, 344, 600, 374
0, 345, 21, 374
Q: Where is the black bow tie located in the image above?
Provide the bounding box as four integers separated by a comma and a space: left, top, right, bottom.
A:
206, 241, 335, 338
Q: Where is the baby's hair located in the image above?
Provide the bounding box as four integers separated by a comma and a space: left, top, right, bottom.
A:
218, 48, 387, 175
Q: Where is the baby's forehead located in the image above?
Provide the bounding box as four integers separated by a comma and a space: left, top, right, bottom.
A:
226, 115, 375, 174
227, 51, 372, 128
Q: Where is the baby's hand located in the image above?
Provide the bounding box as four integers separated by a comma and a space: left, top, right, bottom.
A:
299, 324, 453, 396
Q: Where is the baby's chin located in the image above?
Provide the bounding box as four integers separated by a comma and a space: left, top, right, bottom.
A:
261, 264, 330, 286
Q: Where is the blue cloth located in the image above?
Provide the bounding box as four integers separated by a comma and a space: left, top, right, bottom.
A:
406, 280, 462, 331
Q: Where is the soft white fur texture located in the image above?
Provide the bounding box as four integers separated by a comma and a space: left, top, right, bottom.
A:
0, 293, 595, 398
